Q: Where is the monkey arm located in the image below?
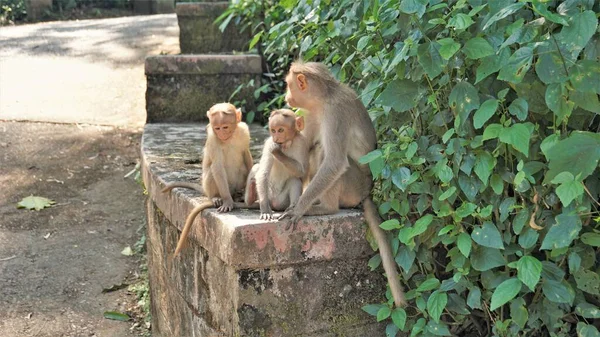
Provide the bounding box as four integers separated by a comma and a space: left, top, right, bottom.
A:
207, 144, 233, 204
271, 149, 305, 178
256, 141, 275, 214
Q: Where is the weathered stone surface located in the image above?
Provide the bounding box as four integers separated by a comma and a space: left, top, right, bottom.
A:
25, 0, 52, 20
177, 2, 250, 54
142, 123, 388, 336
133, 0, 175, 15
145, 55, 262, 123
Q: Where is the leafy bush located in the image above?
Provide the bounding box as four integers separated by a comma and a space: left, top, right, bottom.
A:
222, 0, 600, 336
0, 0, 26, 23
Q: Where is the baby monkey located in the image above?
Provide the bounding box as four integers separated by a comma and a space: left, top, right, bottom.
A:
162, 103, 254, 256
251, 109, 309, 220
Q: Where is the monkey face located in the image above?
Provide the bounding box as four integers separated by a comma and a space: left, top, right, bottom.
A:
212, 121, 237, 141
284, 72, 308, 109
207, 103, 242, 142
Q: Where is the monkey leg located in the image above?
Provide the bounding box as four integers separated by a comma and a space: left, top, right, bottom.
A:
280, 179, 341, 230
244, 164, 260, 206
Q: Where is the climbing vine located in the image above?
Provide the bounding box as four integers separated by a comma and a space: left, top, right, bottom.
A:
221, 0, 600, 335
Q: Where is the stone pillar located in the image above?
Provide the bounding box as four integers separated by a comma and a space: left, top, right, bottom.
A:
176, 2, 250, 54
141, 123, 387, 336
25, 0, 52, 21
145, 54, 262, 123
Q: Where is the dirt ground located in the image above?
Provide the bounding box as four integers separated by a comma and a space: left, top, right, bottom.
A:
0, 14, 179, 337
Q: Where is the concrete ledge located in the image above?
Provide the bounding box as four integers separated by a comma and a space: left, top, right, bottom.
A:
176, 2, 250, 54
144, 55, 261, 123
142, 123, 387, 336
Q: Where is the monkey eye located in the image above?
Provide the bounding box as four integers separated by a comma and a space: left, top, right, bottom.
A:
278, 128, 284, 133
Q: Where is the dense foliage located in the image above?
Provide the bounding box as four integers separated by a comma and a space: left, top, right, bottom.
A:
222, 0, 600, 336
0, 0, 26, 23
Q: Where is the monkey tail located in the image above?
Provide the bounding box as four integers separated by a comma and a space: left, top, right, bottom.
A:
363, 198, 407, 307
162, 182, 204, 194
173, 200, 214, 257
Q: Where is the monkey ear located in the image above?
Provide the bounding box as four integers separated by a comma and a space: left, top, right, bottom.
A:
295, 116, 305, 132
206, 110, 211, 118
235, 108, 242, 123
297, 74, 308, 91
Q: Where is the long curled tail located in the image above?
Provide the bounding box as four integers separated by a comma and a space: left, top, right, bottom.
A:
162, 182, 204, 194
173, 201, 214, 257
363, 198, 407, 307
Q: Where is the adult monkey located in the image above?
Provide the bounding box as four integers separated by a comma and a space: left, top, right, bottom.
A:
279, 61, 407, 307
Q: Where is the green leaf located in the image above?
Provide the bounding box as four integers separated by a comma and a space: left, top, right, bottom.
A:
359, 150, 383, 164
103, 311, 130, 321
498, 123, 531, 157
399, 0, 427, 17
17, 195, 56, 211
569, 252, 581, 273
545, 131, 600, 182
380, 219, 401, 230
377, 306, 392, 322
482, 123, 503, 141
426, 320, 451, 336
535, 40, 569, 84
362, 304, 387, 316
457, 233, 471, 258
369, 157, 385, 178
554, 176, 584, 207
413, 214, 434, 236
395, 246, 416, 273
545, 83, 575, 124
532, 2, 569, 26
517, 256, 542, 291
439, 186, 456, 201
473, 99, 499, 129
437, 38, 461, 60
508, 98, 528, 121
456, 202, 477, 218
513, 209, 529, 235
391, 308, 407, 330
570, 60, 600, 94
518, 228, 539, 249
577, 322, 600, 337
571, 90, 600, 114
300, 36, 312, 53
368, 254, 382, 271
427, 291, 447, 323
249, 31, 263, 50
475, 48, 510, 84
472, 247, 505, 271
121, 246, 134, 256
447, 13, 474, 30
467, 287, 481, 309
490, 278, 521, 311
472, 222, 504, 249
556, 11, 598, 60
463, 37, 494, 60
581, 233, 600, 247
458, 174, 481, 202
449, 81, 480, 127
541, 213, 582, 250
391, 167, 412, 192
490, 174, 504, 195
575, 269, 600, 295
376, 79, 420, 112
474, 152, 495, 185
482, 3, 525, 31
510, 297, 528, 329
386, 323, 399, 337
417, 42, 444, 78
417, 278, 441, 292
497, 46, 534, 84
356, 36, 371, 52
576, 303, 600, 319
542, 279, 574, 304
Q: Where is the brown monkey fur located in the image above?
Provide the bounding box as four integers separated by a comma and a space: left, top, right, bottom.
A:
251, 109, 309, 220
162, 103, 255, 257
279, 61, 407, 307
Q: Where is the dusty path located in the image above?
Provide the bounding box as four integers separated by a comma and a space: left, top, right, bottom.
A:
0, 14, 179, 337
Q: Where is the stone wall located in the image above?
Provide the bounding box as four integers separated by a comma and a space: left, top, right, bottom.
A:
177, 2, 250, 54
141, 123, 388, 336
145, 55, 262, 123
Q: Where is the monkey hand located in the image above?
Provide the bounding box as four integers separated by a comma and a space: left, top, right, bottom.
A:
271, 147, 284, 160
277, 207, 303, 231
217, 198, 234, 213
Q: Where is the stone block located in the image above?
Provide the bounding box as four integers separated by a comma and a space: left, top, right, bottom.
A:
176, 2, 250, 54
141, 123, 388, 336
134, 0, 175, 15
25, 0, 52, 20
145, 55, 262, 123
